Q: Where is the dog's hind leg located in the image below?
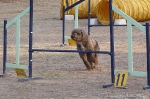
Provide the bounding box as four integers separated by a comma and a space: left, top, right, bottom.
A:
88, 53, 99, 70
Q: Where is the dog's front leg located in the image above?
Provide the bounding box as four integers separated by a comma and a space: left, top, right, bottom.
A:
79, 53, 92, 70
93, 53, 99, 69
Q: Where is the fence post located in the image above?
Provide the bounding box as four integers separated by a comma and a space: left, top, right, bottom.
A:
103, 0, 115, 88
3, 20, 7, 75
143, 23, 150, 90
62, 5, 65, 44
29, 0, 33, 78
109, 0, 115, 84
88, 0, 91, 35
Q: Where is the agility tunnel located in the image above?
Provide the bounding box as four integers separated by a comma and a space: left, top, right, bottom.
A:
60, 0, 101, 19
96, 0, 150, 24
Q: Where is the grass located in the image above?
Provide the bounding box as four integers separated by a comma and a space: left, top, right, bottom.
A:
43, 71, 64, 79
0, 25, 3, 28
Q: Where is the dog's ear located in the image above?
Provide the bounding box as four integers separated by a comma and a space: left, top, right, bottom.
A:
80, 29, 88, 41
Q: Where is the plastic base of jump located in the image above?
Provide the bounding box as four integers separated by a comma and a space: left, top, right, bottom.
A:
65, 15, 74, 21
114, 19, 126, 25
60, 44, 67, 47
90, 18, 100, 25
18, 77, 42, 82
143, 86, 150, 90
103, 83, 114, 88
0, 74, 4, 77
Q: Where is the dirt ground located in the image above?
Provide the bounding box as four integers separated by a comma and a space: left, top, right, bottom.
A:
0, 0, 150, 99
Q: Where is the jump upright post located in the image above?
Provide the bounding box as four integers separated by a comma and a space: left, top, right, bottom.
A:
0, 20, 7, 77
29, 0, 33, 78
143, 23, 150, 90
3, 20, 7, 75
108, 0, 115, 87
88, 0, 115, 88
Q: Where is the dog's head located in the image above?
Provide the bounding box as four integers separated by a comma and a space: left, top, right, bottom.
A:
71, 29, 88, 42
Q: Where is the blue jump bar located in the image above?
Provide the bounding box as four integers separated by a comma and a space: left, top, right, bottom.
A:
31, 49, 111, 55
64, 0, 84, 12
89, 24, 150, 27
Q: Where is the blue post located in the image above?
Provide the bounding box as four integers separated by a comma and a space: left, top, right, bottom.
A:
3, 20, 7, 75
103, 0, 115, 88
109, 0, 115, 84
29, 0, 33, 78
143, 23, 150, 90
66, 0, 69, 7
88, 0, 91, 35
62, 6, 65, 44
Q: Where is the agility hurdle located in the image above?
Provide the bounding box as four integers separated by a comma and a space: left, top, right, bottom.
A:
1, 7, 30, 77
87, 0, 150, 89
1, 0, 42, 81
112, 4, 150, 90
26, 0, 115, 85
1, 0, 114, 83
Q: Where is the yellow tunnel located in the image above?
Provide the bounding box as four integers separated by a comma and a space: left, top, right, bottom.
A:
96, 0, 150, 24
60, 0, 101, 19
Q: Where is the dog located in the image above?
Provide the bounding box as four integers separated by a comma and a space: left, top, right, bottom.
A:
71, 28, 100, 70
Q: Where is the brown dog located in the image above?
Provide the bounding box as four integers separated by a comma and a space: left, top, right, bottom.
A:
71, 28, 100, 70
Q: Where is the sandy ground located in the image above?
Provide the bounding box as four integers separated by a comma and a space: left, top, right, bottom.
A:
0, 0, 150, 99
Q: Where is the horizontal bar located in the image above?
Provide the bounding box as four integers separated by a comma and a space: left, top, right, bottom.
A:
6, 63, 28, 70
103, 83, 114, 88
130, 71, 147, 77
31, 49, 111, 55
65, 36, 71, 39
0, 75, 4, 77
18, 77, 42, 82
89, 24, 149, 27
143, 86, 150, 90
64, 0, 84, 12
115, 70, 147, 77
